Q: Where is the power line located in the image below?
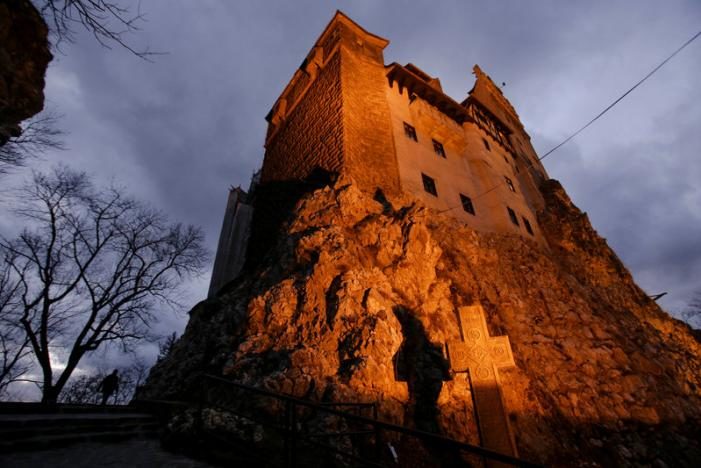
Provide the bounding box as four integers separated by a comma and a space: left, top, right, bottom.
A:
539, 28, 701, 161
439, 28, 701, 214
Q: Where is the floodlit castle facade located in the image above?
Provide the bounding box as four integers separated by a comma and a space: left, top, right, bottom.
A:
210, 11, 550, 295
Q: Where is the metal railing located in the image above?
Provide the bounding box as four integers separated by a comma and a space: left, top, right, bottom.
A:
196, 374, 541, 468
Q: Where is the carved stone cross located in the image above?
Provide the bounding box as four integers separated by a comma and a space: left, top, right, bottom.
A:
447, 305, 518, 459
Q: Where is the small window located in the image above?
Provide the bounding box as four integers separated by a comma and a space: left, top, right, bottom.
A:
507, 207, 519, 226
404, 122, 418, 141
421, 173, 437, 196
482, 138, 491, 151
504, 176, 516, 192
432, 139, 446, 158
460, 194, 475, 215
523, 217, 534, 235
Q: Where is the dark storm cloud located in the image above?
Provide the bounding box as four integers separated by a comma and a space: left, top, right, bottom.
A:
5, 0, 701, 397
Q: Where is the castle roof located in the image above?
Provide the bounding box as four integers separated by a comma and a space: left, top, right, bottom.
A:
318, 10, 389, 49
265, 10, 389, 125
386, 62, 472, 125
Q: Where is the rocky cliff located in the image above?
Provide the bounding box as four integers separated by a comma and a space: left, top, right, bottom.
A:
143, 176, 701, 467
0, 0, 52, 145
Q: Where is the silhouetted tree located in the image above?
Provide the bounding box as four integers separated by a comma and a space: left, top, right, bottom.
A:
0, 262, 33, 398
37, 0, 158, 59
58, 373, 101, 404
60, 359, 149, 405
0, 166, 207, 403
157, 331, 178, 362
0, 111, 65, 174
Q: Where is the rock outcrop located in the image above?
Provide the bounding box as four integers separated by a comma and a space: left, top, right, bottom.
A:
143, 176, 701, 467
0, 0, 52, 145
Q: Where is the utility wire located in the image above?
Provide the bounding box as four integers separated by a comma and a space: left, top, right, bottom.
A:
438, 28, 701, 214
539, 28, 701, 161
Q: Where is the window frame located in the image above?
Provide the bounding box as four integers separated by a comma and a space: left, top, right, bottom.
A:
403, 122, 418, 142
421, 173, 438, 197
504, 176, 516, 192
507, 206, 519, 226
432, 139, 446, 158
460, 194, 475, 215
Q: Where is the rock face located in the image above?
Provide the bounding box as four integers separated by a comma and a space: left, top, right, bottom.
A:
143, 176, 701, 466
0, 0, 52, 145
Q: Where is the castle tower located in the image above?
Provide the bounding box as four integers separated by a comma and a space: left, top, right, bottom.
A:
262, 11, 401, 194
261, 11, 550, 240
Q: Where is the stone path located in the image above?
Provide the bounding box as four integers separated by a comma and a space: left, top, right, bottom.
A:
0, 438, 215, 468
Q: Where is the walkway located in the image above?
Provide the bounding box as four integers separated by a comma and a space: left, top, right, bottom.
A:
0, 438, 215, 468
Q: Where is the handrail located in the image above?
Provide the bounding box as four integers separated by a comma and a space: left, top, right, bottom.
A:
200, 373, 542, 467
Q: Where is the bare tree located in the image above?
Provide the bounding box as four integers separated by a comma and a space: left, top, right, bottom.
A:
0, 111, 65, 174
0, 166, 207, 403
59, 372, 101, 404
60, 359, 149, 405
156, 331, 178, 362
36, 0, 158, 59
0, 262, 33, 398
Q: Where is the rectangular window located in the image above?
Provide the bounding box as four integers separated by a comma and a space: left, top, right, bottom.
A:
432, 139, 446, 158
403, 122, 418, 141
482, 138, 491, 151
507, 207, 519, 226
460, 194, 475, 215
421, 173, 437, 196
504, 176, 516, 192
523, 217, 534, 235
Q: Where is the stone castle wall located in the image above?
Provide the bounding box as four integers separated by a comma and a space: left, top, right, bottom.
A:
260, 52, 344, 184
339, 28, 401, 195
208, 188, 254, 298
385, 78, 546, 242
261, 18, 402, 195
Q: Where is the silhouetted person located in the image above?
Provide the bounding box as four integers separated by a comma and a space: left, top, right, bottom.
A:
393, 307, 450, 433
97, 369, 119, 405
393, 307, 462, 467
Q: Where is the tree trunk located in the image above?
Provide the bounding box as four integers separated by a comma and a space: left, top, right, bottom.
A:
41, 385, 59, 405
42, 353, 83, 405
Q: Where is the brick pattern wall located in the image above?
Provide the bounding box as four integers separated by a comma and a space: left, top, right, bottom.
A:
285, 71, 311, 112
340, 33, 400, 195
261, 52, 344, 183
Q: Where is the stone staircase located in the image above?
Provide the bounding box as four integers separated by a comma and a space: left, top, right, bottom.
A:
0, 406, 160, 453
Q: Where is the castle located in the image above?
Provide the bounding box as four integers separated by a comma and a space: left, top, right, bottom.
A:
210, 11, 549, 296
148, 11, 701, 466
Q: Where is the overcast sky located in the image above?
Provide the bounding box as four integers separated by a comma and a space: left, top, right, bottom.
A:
4, 1, 700, 396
